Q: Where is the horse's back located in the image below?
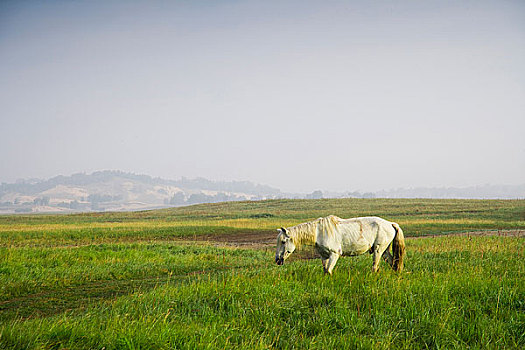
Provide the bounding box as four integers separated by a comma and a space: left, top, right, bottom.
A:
338, 216, 397, 250
340, 216, 394, 227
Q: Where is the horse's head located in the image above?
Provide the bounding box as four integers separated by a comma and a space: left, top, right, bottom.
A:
275, 227, 296, 265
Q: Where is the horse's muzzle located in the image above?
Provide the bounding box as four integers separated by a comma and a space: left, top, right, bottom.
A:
275, 257, 284, 265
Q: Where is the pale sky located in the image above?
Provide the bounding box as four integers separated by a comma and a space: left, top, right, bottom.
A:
1, 0, 524, 192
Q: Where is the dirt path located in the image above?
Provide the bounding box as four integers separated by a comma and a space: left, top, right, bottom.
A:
407, 230, 522, 239
186, 230, 277, 248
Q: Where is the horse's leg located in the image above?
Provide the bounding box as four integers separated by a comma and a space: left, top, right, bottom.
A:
372, 249, 381, 272
326, 252, 340, 275
321, 257, 329, 274
372, 244, 388, 272
317, 245, 330, 274
382, 243, 394, 268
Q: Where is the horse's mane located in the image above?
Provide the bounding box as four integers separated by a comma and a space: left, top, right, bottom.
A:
287, 215, 340, 246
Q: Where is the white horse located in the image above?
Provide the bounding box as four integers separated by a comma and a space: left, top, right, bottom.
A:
275, 215, 405, 274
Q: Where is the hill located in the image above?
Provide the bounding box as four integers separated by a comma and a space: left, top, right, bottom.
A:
0, 171, 281, 214
1, 171, 523, 214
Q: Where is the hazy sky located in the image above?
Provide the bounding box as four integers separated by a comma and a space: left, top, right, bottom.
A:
1, 0, 524, 192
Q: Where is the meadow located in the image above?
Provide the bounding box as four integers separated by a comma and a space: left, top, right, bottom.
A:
0, 198, 524, 349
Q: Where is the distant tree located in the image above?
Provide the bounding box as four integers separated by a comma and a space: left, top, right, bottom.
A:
213, 192, 234, 203
344, 191, 362, 198
169, 192, 186, 205
187, 192, 213, 204
307, 190, 323, 199
33, 196, 50, 206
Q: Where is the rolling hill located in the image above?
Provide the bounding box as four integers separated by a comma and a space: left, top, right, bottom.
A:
0, 171, 281, 214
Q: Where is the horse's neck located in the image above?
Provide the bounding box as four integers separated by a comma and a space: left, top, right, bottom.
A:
289, 221, 318, 246
290, 216, 341, 246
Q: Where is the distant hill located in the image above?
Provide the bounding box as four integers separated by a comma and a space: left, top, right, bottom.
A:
331, 184, 525, 200
374, 184, 525, 199
0, 171, 282, 214
1, 171, 523, 214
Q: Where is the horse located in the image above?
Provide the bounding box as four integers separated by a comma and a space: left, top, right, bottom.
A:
275, 215, 405, 274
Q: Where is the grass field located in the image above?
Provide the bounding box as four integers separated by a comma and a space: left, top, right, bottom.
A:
0, 198, 524, 349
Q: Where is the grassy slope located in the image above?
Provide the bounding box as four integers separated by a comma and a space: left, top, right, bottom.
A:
0, 199, 524, 349
1, 198, 524, 247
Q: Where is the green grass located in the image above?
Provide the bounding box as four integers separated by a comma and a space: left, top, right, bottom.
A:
0, 244, 267, 322
0, 199, 524, 349
1, 236, 523, 349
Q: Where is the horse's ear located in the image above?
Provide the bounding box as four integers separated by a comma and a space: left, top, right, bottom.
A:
280, 227, 289, 237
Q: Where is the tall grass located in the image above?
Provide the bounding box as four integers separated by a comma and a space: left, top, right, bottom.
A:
0, 244, 267, 320
1, 236, 523, 349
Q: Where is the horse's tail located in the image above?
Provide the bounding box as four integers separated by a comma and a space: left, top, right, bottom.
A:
391, 223, 405, 272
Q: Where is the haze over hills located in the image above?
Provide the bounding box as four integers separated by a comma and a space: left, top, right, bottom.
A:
0, 171, 282, 214
0, 170, 523, 214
